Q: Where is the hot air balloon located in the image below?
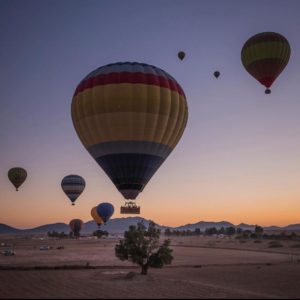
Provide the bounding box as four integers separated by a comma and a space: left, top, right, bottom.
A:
96, 203, 114, 224
214, 71, 220, 79
69, 219, 83, 238
8, 167, 27, 191
61, 175, 85, 206
71, 62, 188, 212
241, 32, 291, 94
91, 206, 104, 227
178, 51, 185, 61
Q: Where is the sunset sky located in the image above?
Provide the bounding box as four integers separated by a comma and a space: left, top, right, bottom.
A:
1, 0, 300, 228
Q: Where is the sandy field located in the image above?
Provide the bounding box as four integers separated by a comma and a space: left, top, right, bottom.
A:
0, 235, 300, 298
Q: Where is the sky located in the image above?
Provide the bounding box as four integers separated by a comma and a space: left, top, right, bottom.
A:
1, 0, 300, 228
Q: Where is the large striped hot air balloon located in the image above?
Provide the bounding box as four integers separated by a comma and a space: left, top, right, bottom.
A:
71, 62, 188, 210
8, 167, 27, 191
241, 32, 291, 94
61, 175, 86, 205
69, 219, 83, 237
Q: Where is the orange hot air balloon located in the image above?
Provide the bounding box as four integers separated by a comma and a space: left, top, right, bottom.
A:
91, 206, 104, 227
241, 32, 291, 94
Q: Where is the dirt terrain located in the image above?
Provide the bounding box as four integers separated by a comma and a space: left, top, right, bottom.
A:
0, 235, 300, 298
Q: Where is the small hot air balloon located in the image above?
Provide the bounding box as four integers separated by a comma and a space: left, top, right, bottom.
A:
214, 71, 220, 79
71, 62, 188, 211
69, 219, 83, 237
241, 32, 291, 94
8, 167, 27, 191
96, 203, 114, 224
91, 206, 104, 227
178, 51, 185, 61
61, 175, 85, 206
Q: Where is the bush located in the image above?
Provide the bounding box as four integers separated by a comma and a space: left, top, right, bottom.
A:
268, 241, 283, 248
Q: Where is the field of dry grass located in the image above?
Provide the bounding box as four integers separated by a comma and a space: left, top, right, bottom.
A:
0, 235, 300, 298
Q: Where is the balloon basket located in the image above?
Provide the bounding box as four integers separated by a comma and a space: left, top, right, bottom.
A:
121, 201, 140, 214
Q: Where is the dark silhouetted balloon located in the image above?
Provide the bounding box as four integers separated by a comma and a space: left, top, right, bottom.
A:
61, 175, 85, 205
178, 51, 185, 61
69, 219, 83, 237
71, 62, 188, 202
214, 71, 220, 79
8, 167, 27, 191
241, 32, 290, 94
96, 203, 114, 224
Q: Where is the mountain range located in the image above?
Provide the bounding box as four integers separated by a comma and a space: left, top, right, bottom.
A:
0, 218, 299, 235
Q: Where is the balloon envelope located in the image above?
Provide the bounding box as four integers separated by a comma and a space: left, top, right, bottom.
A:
71, 62, 188, 200
91, 206, 104, 226
69, 219, 83, 233
214, 71, 220, 78
241, 32, 290, 93
178, 51, 185, 60
8, 167, 27, 191
61, 175, 85, 205
96, 203, 114, 224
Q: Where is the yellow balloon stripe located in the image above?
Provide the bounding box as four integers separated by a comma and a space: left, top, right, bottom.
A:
91, 207, 104, 225
72, 83, 186, 120
72, 111, 187, 149
242, 41, 290, 67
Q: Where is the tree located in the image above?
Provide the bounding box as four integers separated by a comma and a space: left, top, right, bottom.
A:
115, 221, 173, 275
254, 225, 264, 235
205, 227, 218, 235
236, 227, 243, 234
194, 228, 201, 236
164, 228, 172, 236
218, 227, 225, 235
225, 227, 236, 236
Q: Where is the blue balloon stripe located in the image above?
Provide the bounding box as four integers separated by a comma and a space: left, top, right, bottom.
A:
95, 153, 165, 199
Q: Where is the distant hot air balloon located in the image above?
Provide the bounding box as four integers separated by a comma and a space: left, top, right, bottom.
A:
214, 71, 220, 79
8, 167, 27, 191
91, 206, 104, 227
61, 175, 85, 206
178, 51, 185, 61
96, 203, 114, 224
241, 32, 291, 94
71, 62, 188, 211
69, 219, 83, 237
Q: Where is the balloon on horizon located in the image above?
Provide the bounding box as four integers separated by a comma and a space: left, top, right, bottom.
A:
61, 175, 86, 206
96, 203, 114, 224
91, 206, 104, 227
241, 32, 291, 94
69, 219, 83, 237
71, 62, 188, 210
8, 167, 27, 191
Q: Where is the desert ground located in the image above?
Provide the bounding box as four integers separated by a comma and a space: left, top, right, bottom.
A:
0, 235, 300, 299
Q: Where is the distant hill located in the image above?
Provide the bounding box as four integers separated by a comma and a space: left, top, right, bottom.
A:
82, 217, 165, 234
0, 224, 21, 234
0, 219, 299, 235
284, 224, 300, 231
175, 221, 234, 231
23, 223, 70, 234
